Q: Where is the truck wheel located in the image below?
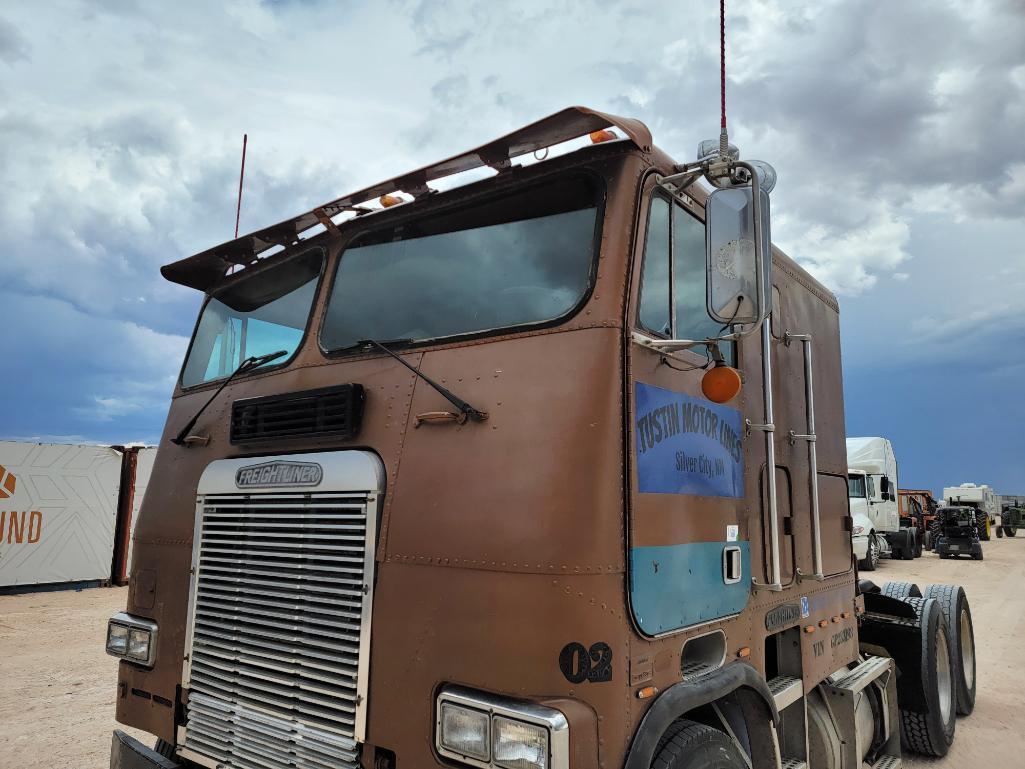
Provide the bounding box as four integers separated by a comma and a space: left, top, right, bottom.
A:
899, 598, 956, 756
882, 581, 922, 599
1008, 528, 1018, 538
914, 533, 924, 558
996, 525, 1003, 538
972, 548, 983, 561
859, 535, 879, 571
923, 584, 976, 716
650, 720, 747, 768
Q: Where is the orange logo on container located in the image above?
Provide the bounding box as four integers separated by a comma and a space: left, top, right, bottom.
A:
0, 465, 15, 499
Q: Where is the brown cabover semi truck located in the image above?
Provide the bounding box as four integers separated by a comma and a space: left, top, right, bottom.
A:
106, 108, 977, 769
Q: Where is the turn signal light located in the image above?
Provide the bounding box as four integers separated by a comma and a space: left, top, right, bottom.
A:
379, 194, 403, 208
589, 129, 616, 144
701, 363, 742, 403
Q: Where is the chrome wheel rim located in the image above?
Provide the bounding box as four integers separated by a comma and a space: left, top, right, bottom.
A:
936, 627, 953, 724
960, 608, 975, 690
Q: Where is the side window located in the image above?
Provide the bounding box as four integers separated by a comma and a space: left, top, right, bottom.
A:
867, 476, 877, 499
673, 204, 723, 345
637, 194, 735, 363
638, 196, 671, 335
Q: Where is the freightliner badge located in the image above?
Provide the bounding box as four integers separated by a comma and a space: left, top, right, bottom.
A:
235, 461, 323, 488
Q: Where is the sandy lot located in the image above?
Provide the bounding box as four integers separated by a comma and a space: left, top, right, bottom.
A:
1, 540, 1023, 769
0, 586, 146, 769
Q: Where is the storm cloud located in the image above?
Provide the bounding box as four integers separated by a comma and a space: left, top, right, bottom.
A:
1, 0, 1023, 490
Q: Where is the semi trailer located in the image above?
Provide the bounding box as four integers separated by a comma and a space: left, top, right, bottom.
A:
847, 438, 918, 567
105, 107, 976, 769
943, 483, 999, 541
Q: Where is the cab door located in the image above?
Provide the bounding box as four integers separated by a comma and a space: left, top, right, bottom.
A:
627, 184, 752, 635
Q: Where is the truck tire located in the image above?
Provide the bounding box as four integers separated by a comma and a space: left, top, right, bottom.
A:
1008, 527, 1018, 537
882, 581, 922, 599
859, 535, 879, 571
923, 584, 976, 716
650, 720, 747, 768
972, 547, 983, 561
914, 532, 924, 558
996, 525, 1003, 538
905, 530, 917, 560
899, 598, 956, 757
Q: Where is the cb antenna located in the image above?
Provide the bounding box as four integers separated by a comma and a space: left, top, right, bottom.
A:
234, 133, 248, 238
719, 0, 729, 157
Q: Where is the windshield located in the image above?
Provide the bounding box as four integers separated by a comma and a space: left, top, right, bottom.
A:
848, 474, 866, 498
320, 176, 600, 351
181, 249, 323, 387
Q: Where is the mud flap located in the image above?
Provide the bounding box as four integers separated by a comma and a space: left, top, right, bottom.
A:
858, 593, 929, 713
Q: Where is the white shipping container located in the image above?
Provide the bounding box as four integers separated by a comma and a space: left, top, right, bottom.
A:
0, 441, 123, 587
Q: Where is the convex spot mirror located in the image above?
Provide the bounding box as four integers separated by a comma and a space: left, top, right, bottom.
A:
705, 187, 772, 325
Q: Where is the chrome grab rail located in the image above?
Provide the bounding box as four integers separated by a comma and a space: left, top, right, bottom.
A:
786, 331, 825, 581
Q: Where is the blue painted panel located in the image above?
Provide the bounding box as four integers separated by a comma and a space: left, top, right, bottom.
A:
631, 541, 751, 634
634, 382, 744, 497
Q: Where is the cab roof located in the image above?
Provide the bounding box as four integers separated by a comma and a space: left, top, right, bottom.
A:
162, 106, 653, 292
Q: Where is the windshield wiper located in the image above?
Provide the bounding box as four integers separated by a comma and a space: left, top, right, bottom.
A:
172, 350, 288, 446
360, 339, 488, 423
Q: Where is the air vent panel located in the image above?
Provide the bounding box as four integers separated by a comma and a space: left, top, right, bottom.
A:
230, 384, 365, 444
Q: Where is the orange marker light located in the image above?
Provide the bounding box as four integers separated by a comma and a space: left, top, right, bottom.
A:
818, 620, 829, 628
737, 647, 751, 659
379, 194, 403, 208
701, 363, 742, 404
803, 625, 815, 634
589, 129, 616, 144
636, 686, 659, 699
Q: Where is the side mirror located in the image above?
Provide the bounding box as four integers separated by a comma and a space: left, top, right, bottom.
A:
705, 186, 772, 326
880, 477, 891, 494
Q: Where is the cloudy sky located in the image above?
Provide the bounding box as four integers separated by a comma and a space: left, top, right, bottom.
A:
2, 0, 1023, 495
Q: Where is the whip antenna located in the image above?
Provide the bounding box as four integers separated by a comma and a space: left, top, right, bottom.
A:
719, 0, 729, 157
234, 133, 248, 238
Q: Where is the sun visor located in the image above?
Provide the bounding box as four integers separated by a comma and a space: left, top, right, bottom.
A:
162, 106, 652, 292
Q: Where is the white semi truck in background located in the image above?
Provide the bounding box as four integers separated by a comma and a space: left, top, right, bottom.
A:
943, 482, 1000, 540
847, 436, 919, 569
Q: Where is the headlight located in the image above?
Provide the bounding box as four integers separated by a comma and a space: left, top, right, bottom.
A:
105, 613, 157, 667
106, 623, 129, 655
853, 525, 865, 535
436, 686, 568, 769
494, 716, 549, 769
439, 702, 490, 761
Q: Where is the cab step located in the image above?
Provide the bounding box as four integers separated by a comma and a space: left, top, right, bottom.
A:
872, 756, 901, 769
767, 674, 803, 711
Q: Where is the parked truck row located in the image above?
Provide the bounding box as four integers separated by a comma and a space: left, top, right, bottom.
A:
844, 437, 1018, 565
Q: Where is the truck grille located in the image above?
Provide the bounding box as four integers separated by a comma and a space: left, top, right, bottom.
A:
181, 489, 376, 769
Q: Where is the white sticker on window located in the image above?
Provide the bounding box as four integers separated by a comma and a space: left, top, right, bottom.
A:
726, 525, 739, 542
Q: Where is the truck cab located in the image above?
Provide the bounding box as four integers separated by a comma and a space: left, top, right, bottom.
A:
105, 107, 971, 769
846, 437, 916, 561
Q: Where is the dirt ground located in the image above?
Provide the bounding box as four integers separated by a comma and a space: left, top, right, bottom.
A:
1, 540, 1023, 769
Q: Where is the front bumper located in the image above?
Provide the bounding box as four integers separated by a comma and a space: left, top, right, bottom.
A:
852, 534, 869, 560
110, 731, 181, 769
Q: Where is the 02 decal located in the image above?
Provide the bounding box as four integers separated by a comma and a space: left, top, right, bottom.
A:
558, 641, 613, 683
